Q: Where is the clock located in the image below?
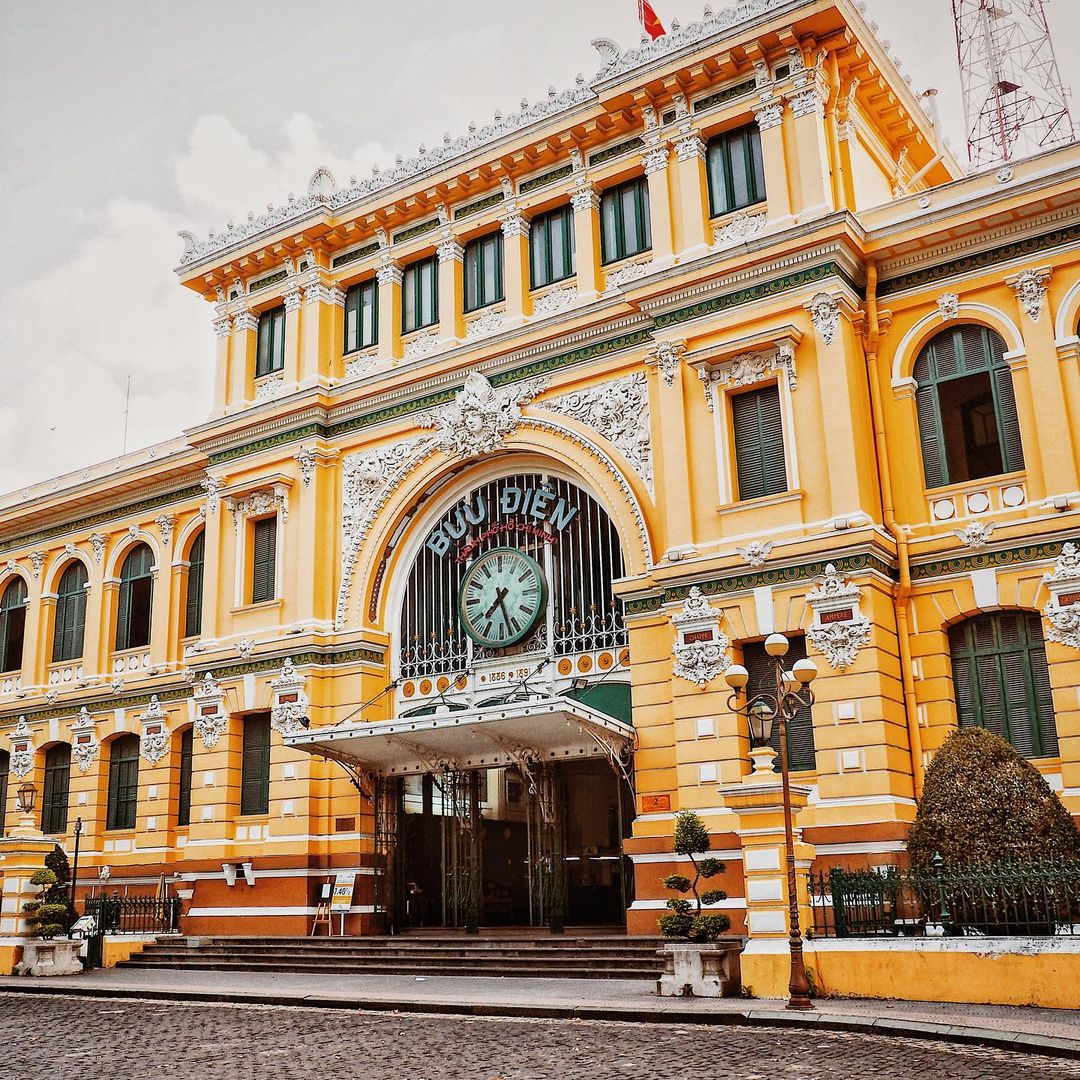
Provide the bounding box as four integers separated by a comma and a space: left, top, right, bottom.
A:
458, 547, 546, 648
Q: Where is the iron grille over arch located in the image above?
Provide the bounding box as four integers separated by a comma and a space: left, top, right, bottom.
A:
398, 472, 627, 681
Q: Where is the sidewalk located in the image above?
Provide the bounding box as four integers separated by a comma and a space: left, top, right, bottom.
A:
2, 967, 1079, 1058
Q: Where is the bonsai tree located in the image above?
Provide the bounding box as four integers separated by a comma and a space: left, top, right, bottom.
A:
22, 868, 67, 939
658, 809, 730, 942
908, 727, 1080, 867
44, 844, 76, 934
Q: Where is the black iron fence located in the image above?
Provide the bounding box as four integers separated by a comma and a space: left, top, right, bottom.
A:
810, 859, 1080, 939
84, 895, 182, 935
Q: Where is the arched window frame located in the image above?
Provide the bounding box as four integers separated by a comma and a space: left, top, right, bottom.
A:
184, 530, 205, 639
948, 610, 1058, 759
41, 742, 72, 834
913, 324, 1025, 490
0, 575, 28, 674
115, 544, 155, 652
52, 561, 89, 664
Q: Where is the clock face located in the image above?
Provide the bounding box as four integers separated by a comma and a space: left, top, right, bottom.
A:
458, 547, 546, 648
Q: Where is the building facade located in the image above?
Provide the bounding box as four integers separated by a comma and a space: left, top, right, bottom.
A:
2, 0, 1079, 940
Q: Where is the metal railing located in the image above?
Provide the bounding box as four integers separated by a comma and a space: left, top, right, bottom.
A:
84, 895, 182, 935
810, 858, 1080, 939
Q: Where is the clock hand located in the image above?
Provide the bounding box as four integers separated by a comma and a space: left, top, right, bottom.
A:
484, 587, 508, 619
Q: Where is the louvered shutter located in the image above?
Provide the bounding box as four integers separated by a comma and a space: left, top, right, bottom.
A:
1025, 617, 1058, 757
990, 365, 1025, 473
185, 533, 205, 637
914, 356, 946, 489
251, 518, 277, 604
241, 715, 271, 816
0, 751, 8, 835
115, 577, 131, 651
733, 386, 787, 501
177, 727, 194, 827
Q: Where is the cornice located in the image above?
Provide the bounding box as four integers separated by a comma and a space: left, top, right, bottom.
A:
908, 535, 1080, 582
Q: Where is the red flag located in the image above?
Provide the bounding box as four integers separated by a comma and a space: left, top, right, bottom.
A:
638, 0, 666, 40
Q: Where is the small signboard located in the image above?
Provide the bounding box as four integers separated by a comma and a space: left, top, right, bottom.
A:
642, 794, 671, 813
330, 871, 356, 935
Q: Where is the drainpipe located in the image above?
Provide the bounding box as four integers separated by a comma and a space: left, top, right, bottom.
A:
864, 261, 924, 798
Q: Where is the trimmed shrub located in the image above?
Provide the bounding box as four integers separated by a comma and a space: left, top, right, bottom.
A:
908, 728, 1080, 868
658, 809, 729, 942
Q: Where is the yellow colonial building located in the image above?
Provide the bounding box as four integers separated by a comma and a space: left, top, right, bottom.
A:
2, 0, 1079, 952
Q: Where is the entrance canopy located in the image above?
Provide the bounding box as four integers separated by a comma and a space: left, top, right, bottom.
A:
283, 696, 634, 781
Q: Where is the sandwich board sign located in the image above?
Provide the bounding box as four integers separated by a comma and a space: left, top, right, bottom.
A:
331, 871, 356, 935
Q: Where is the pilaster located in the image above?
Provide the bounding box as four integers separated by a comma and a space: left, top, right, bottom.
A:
437, 232, 465, 344
672, 122, 710, 259
754, 100, 793, 227
376, 257, 403, 364
501, 208, 531, 324
282, 287, 303, 390
212, 311, 233, 414
230, 312, 258, 407
646, 339, 694, 554
788, 72, 834, 223
642, 118, 675, 267
571, 183, 602, 301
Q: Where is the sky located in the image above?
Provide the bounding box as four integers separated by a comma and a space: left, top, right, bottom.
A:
1, 0, 1077, 495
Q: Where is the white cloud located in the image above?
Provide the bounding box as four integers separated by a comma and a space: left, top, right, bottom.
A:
0, 113, 391, 495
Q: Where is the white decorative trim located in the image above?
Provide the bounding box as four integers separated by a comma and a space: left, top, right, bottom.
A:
754, 102, 784, 131
465, 308, 507, 340
1008, 267, 1051, 322
270, 658, 309, 736
155, 515, 176, 548
8, 716, 34, 778
675, 132, 706, 163
642, 143, 670, 175
646, 339, 687, 387
140, 695, 170, 766
437, 238, 464, 264
1043, 543, 1080, 651
571, 185, 601, 215
736, 541, 773, 569
254, 374, 286, 403
294, 447, 316, 487
605, 260, 654, 290
232, 311, 258, 334
192, 672, 228, 749
89, 534, 107, 565
29, 552, 45, 579
70, 707, 100, 772
403, 331, 440, 360
671, 587, 730, 688
806, 293, 840, 346
201, 474, 225, 515
936, 293, 959, 321
500, 210, 531, 240
805, 564, 872, 671
227, 486, 288, 530
541, 372, 653, 494
531, 285, 578, 318
418, 371, 546, 459
955, 522, 995, 550
713, 210, 767, 250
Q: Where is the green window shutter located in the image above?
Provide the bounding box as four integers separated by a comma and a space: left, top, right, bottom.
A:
0, 578, 26, 673
251, 517, 277, 604
990, 364, 1025, 472
344, 280, 378, 352
42, 743, 71, 834
241, 715, 271, 816
464, 233, 504, 312
402, 257, 438, 333
706, 125, 766, 217
742, 639, 816, 771
256, 307, 286, 376
106, 734, 140, 831
115, 577, 131, 651
948, 612, 1059, 759
185, 532, 205, 638
732, 385, 787, 501
53, 563, 88, 663
914, 355, 947, 490
116, 545, 154, 651
600, 178, 651, 264
530, 205, 575, 290
177, 727, 194, 827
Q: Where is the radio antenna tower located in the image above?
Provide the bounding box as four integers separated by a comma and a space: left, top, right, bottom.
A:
952, 0, 1074, 168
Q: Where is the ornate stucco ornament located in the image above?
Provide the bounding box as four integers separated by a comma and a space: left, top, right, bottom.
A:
606, 260, 654, 290
70, 707, 100, 772
236, 639, 255, 660
140, 695, 171, 766
270, 658, 310, 736
646, 339, 687, 388
201, 473, 225, 515
295, 447, 316, 487
806, 293, 841, 346
714, 210, 767, 249
671, 587, 730, 689
419, 371, 546, 459
227, 487, 289, 530
155, 515, 176, 548
29, 552, 45, 579
1008, 267, 1051, 322
955, 522, 995, 550
737, 541, 774, 569
937, 293, 959, 321
192, 672, 228, 749
8, 716, 34, 779
542, 372, 653, 494
465, 308, 508, 340
90, 533, 107, 565
805, 564, 872, 671
1043, 542, 1080, 651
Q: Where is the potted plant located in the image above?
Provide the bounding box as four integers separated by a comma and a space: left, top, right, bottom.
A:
656, 810, 740, 997
17, 860, 83, 977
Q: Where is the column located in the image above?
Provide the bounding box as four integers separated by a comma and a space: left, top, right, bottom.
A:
282, 287, 303, 389
437, 234, 464, 344
571, 184, 602, 301
789, 75, 834, 223
643, 141, 675, 267
198, 494, 226, 642
301, 278, 345, 387
754, 101, 793, 227
1009, 269, 1078, 497
148, 551, 174, 671
229, 311, 258, 405
501, 208, 531, 324
211, 313, 233, 414
673, 128, 711, 258
21, 572, 45, 689
81, 549, 106, 679
719, 763, 816, 999
646, 340, 694, 556
376, 261, 403, 364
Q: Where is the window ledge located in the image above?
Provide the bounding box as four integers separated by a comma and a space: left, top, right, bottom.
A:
231, 598, 283, 615
717, 489, 803, 516
709, 199, 767, 225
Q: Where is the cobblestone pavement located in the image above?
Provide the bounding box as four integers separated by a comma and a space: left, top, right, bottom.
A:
4, 994, 1079, 1080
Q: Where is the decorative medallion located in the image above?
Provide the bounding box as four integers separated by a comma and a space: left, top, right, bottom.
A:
70, 707, 100, 772
806, 293, 841, 346
1009, 267, 1051, 322
936, 293, 959, 321
140, 695, 170, 766
270, 658, 310, 736
671, 587, 730, 688
193, 672, 228, 749
532, 286, 578, 318
1043, 542, 1080, 651
805, 564, 872, 671
295, 447, 316, 487
90, 533, 106, 565
647, 339, 687, 388
955, 522, 995, 550
736, 541, 774, 569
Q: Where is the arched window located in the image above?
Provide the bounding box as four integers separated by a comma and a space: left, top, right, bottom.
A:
53, 562, 89, 664
949, 611, 1058, 759
42, 743, 71, 834
106, 734, 140, 830
0, 576, 27, 673
184, 531, 205, 639
115, 544, 154, 652
177, 727, 194, 827
0, 749, 9, 835
914, 325, 1024, 489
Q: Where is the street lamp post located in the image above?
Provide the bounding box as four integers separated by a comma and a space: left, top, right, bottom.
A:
725, 633, 818, 1012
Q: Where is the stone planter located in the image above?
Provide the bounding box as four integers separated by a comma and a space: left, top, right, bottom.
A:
656, 940, 743, 998
16, 939, 84, 977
